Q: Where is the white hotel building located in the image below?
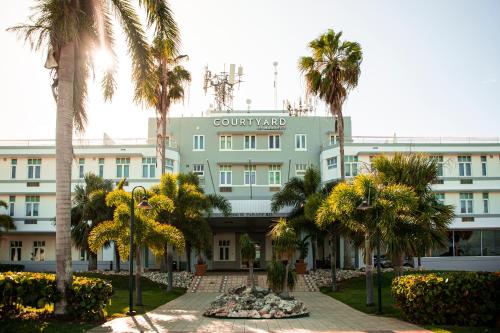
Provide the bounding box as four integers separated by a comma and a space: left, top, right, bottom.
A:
0, 110, 499, 272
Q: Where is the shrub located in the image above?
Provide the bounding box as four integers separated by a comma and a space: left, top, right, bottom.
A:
266, 260, 297, 294
0, 264, 25, 272
392, 272, 500, 326
0, 272, 112, 321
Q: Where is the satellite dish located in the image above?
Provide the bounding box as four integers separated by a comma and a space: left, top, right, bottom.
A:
229, 64, 235, 84
273, 61, 278, 67
246, 99, 252, 112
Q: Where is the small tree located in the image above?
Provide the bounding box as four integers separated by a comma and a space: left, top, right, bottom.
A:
89, 188, 185, 305
240, 233, 256, 291
270, 218, 298, 298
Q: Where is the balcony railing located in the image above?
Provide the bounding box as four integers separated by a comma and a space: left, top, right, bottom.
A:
0, 138, 178, 149
324, 136, 500, 148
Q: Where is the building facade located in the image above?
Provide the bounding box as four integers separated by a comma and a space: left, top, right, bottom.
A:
0, 110, 499, 271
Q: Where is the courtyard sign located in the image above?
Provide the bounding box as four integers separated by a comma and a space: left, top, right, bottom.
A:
213, 117, 286, 130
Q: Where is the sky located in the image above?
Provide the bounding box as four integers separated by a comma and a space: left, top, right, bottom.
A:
1, 0, 499, 140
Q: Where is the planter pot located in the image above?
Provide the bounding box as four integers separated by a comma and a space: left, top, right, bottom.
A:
295, 261, 307, 274
195, 264, 208, 276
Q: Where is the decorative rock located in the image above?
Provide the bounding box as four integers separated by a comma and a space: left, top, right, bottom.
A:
309, 267, 414, 288
204, 285, 308, 319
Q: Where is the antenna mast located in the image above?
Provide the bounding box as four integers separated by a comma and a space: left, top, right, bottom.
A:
203, 64, 244, 111
273, 61, 278, 110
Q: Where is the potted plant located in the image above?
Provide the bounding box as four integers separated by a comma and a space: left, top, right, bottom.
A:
295, 236, 309, 274
195, 248, 207, 276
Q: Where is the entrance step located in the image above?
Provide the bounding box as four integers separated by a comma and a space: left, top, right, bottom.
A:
188, 273, 318, 292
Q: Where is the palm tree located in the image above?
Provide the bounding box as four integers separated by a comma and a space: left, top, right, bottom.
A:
9, 0, 175, 314
0, 200, 16, 243
371, 153, 455, 273
270, 218, 298, 298
240, 233, 256, 291
88, 187, 185, 305
271, 167, 326, 271
299, 29, 362, 269
71, 173, 113, 271
317, 173, 417, 303
152, 173, 231, 289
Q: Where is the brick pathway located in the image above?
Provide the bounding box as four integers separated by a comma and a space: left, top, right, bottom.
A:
88, 291, 429, 333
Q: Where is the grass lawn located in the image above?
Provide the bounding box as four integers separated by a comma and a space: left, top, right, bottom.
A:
320, 271, 500, 333
0, 272, 185, 333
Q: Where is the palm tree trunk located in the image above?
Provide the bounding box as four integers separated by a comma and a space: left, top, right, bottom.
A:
135, 245, 143, 306
343, 236, 353, 269
393, 254, 404, 277
417, 255, 422, 270
160, 245, 167, 272
312, 233, 317, 271
186, 243, 191, 272
167, 244, 173, 292
336, 111, 345, 181
249, 260, 255, 291
365, 233, 374, 306
329, 231, 338, 292
54, 42, 75, 316
281, 260, 289, 298
114, 244, 121, 273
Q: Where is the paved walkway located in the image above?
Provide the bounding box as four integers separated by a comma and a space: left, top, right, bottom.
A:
89, 292, 429, 333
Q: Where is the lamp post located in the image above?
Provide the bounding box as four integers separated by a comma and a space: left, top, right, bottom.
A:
357, 188, 383, 315
127, 186, 152, 316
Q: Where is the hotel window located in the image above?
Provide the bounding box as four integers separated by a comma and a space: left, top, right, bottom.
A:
32, 241, 45, 261
327, 157, 337, 169
295, 134, 307, 150
435, 193, 445, 204
165, 159, 174, 173
193, 164, 204, 177
11, 159, 17, 179
165, 136, 171, 148
244, 165, 256, 185
268, 135, 280, 149
481, 156, 487, 176
483, 193, 489, 214
27, 158, 41, 179
142, 157, 156, 178
80, 248, 88, 261
98, 158, 105, 177
430, 155, 444, 177
9, 196, 15, 217
10, 241, 22, 261
219, 165, 232, 185
116, 158, 130, 178
268, 165, 281, 186
329, 135, 337, 146
25, 196, 40, 217
459, 193, 473, 214
218, 240, 230, 261
78, 158, 85, 178
458, 156, 471, 177
244, 135, 256, 150
219, 135, 232, 150
295, 164, 307, 177
345, 156, 359, 177
193, 135, 205, 151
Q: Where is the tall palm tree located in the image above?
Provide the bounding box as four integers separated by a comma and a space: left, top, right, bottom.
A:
0, 200, 16, 241
71, 173, 113, 271
299, 29, 362, 269
271, 167, 328, 271
88, 187, 185, 305
240, 233, 256, 291
371, 153, 455, 273
270, 218, 298, 298
9, 0, 175, 314
317, 173, 417, 302
152, 173, 231, 289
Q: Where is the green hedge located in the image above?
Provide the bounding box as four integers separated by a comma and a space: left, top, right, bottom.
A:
0, 264, 25, 272
0, 272, 113, 321
392, 272, 500, 326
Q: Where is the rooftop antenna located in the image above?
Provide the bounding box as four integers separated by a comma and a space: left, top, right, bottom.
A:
285, 97, 314, 116
273, 61, 278, 110
203, 64, 244, 112
246, 98, 252, 112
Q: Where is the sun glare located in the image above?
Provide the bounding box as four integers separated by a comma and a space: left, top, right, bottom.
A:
93, 49, 113, 71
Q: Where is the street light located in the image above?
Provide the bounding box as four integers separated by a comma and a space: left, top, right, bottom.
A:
127, 186, 152, 316
357, 188, 383, 315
